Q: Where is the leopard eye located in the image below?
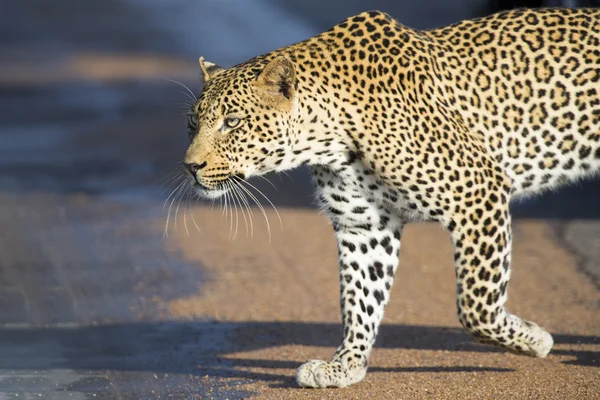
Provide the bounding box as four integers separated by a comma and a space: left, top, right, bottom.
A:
187, 114, 198, 137
224, 117, 241, 129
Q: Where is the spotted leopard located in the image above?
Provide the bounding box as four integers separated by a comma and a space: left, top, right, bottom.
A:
182, 8, 600, 388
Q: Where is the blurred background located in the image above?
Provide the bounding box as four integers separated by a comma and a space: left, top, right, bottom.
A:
1, 0, 599, 398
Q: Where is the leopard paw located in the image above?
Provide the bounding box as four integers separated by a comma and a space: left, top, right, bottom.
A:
296, 359, 366, 388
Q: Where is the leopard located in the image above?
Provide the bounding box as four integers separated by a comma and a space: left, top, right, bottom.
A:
181, 8, 600, 388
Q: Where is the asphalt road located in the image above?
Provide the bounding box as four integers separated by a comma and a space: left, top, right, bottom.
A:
0, 1, 598, 399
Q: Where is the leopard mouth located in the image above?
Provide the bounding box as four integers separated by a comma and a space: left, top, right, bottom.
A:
192, 173, 245, 199
192, 181, 229, 199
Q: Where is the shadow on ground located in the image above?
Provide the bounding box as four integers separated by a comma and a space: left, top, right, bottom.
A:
1, 321, 597, 389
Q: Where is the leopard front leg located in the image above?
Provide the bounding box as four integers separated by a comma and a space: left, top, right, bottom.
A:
297, 221, 403, 388
297, 166, 404, 388
449, 185, 553, 357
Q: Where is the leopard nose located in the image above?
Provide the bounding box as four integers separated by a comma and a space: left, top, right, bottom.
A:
184, 161, 207, 175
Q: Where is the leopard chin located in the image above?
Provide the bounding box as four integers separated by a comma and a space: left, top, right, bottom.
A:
192, 183, 229, 200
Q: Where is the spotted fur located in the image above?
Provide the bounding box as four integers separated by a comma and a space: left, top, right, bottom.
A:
183, 8, 600, 388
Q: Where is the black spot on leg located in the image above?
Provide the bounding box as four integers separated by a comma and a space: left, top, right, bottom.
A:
386, 265, 395, 277
342, 241, 356, 252
374, 262, 385, 279
368, 266, 378, 281
380, 237, 391, 247
373, 290, 385, 305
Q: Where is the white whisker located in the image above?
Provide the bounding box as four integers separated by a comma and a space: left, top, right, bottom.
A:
166, 78, 198, 101
157, 174, 185, 199
183, 185, 190, 237
170, 102, 195, 109
232, 180, 253, 238
256, 175, 278, 191
163, 180, 186, 239
233, 176, 272, 242
174, 89, 197, 105
236, 178, 283, 231
174, 181, 187, 231
230, 182, 249, 238
225, 181, 239, 241
235, 182, 257, 239
163, 179, 186, 212
225, 183, 234, 240
221, 183, 229, 220
189, 193, 203, 234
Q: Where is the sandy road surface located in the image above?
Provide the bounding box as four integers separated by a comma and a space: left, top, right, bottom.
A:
165, 207, 599, 399
0, 193, 598, 399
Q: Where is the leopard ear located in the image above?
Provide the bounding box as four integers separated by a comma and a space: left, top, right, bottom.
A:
199, 56, 224, 82
255, 56, 296, 100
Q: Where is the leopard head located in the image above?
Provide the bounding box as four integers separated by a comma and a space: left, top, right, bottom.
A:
183, 56, 298, 199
